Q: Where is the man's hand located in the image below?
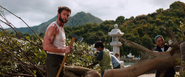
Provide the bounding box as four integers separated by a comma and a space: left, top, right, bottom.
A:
65, 46, 73, 54
87, 64, 93, 68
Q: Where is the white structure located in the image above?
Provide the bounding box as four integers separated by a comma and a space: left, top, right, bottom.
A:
108, 24, 124, 60
127, 53, 135, 59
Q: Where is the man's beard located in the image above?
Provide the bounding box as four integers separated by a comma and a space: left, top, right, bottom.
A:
59, 15, 68, 23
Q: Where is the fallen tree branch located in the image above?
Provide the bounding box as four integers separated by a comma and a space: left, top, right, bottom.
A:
0, 5, 42, 44
0, 20, 43, 49
64, 66, 100, 77
161, 25, 179, 47
118, 37, 153, 59
0, 71, 33, 77
104, 25, 181, 77
19, 64, 35, 76
0, 44, 46, 76
65, 66, 94, 75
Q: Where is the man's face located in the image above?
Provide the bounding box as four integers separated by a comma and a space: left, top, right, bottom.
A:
156, 37, 165, 48
115, 55, 119, 58
96, 47, 103, 51
58, 10, 70, 23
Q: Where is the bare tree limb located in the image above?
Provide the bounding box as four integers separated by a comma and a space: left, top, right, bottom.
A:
0, 44, 46, 75
0, 35, 36, 65
0, 20, 43, 48
161, 25, 180, 56
19, 64, 35, 76
0, 5, 42, 43
118, 37, 155, 59
0, 71, 33, 77
65, 66, 93, 75
118, 37, 152, 53
161, 25, 180, 47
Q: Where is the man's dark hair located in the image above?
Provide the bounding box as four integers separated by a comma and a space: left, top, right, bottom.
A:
94, 41, 104, 48
58, 6, 71, 14
115, 53, 119, 56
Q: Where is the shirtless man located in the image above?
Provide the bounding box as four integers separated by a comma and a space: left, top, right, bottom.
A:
43, 6, 72, 77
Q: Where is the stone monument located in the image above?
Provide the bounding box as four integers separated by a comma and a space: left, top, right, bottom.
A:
108, 24, 124, 60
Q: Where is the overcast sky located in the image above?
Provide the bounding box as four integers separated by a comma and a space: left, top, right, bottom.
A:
0, 0, 184, 28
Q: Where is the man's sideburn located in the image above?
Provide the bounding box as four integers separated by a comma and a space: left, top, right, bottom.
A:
59, 14, 68, 23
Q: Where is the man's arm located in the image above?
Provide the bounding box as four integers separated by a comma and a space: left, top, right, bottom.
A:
88, 51, 103, 67
97, 51, 103, 60
43, 24, 71, 53
153, 47, 159, 52
93, 51, 103, 65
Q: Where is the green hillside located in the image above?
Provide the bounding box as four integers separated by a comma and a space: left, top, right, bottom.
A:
12, 11, 103, 34
63, 1, 185, 57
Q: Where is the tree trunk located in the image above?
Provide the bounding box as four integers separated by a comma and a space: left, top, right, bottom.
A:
104, 50, 180, 77
64, 66, 100, 77
65, 66, 93, 75
64, 71, 81, 77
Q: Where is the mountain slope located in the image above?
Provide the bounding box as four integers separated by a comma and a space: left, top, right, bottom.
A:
65, 11, 103, 27
13, 11, 103, 34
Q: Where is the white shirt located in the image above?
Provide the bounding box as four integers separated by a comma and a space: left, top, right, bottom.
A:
47, 21, 66, 56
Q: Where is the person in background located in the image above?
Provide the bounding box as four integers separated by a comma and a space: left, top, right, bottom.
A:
111, 54, 121, 69
43, 6, 73, 77
115, 53, 119, 59
153, 35, 175, 77
88, 41, 113, 77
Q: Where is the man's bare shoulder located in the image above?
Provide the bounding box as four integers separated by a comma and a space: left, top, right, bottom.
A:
46, 23, 58, 35
47, 23, 57, 29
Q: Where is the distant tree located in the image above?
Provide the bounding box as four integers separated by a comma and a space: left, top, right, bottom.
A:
15, 32, 22, 39
39, 32, 45, 38
116, 16, 125, 25
170, 1, 183, 9
23, 33, 30, 36
156, 8, 163, 13
155, 18, 162, 25
84, 23, 93, 32
129, 16, 134, 20
141, 34, 154, 50
64, 26, 73, 33
30, 34, 38, 41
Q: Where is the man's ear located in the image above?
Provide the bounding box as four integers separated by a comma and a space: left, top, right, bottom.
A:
57, 13, 59, 17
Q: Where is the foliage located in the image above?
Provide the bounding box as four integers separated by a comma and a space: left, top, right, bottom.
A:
63, 1, 185, 57
176, 21, 185, 77
178, 21, 185, 41
0, 30, 99, 76
0, 30, 46, 76
176, 58, 185, 77
65, 39, 95, 66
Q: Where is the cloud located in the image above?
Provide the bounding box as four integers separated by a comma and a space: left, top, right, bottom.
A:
67, 0, 128, 20
0, 0, 184, 28
148, 0, 180, 8
0, 0, 61, 28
